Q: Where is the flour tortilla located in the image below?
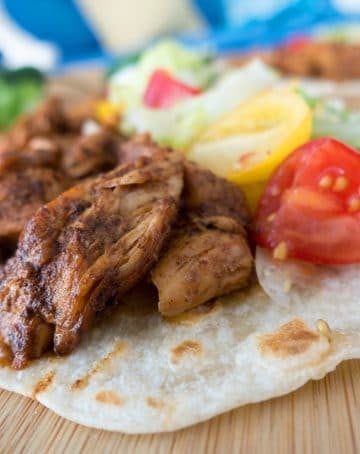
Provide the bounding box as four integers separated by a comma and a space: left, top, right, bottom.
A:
0, 249, 359, 433
2, 74, 360, 433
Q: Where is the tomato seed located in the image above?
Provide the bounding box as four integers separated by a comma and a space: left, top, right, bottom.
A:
318, 175, 332, 189
273, 242, 288, 260
348, 196, 360, 212
333, 176, 348, 192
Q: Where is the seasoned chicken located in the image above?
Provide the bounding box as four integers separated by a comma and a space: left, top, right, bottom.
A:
0, 98, 125, 248
117, 133, 169, 164
152, 162, 252, 316
0, 98, 73, 152
60, 131, 120, 179
152, 228, 252, 316
0, 168, 68, 243
0, 136, 61, 172
182, 162, 249, 227
0, 152, 183, 368
116, 135, 253, 316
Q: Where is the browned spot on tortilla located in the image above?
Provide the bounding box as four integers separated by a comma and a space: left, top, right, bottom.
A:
146, 397, 165, 409
95, 390, 124, 406
71, 341, 127, 390
258, 319, 320, 358
164, 300, 222, 326
171, 340, 202, 364
32, 371, 55, 397
0, 339, 12, 367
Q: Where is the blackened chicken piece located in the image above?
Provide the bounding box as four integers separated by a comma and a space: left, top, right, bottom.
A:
152, 162, 252, 316
0, 136, 61, 173
117, 133, 169, 164
0, 98, 72, 152
113, 134, 253, 316
0, 130, 123, 180
0, 152, 183, 368
0, 168, 69, 244
60, 131, 121, 179
182, 162, 250, 227
152, 228, 252, 316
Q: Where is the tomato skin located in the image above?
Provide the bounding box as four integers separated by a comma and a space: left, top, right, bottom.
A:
283, 35, 311, 51
143, 69, 201, 109
254, 138, 360, 264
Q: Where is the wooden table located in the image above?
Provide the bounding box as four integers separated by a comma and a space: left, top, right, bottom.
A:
0, 360, 359, 453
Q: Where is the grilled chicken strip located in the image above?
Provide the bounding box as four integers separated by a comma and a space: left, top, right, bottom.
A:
0, 168, 69, 244
152, 162, 252, 316
60, 131, 120, 179
0, 98, 125, 246
0, 152, 183, 368
117, 135, 253, 316
0, 98, 74, 152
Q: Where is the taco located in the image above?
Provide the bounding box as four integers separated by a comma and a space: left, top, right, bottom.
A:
0, 40, 360, 433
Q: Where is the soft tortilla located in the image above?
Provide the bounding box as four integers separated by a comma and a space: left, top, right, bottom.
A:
0, 250, 359, 433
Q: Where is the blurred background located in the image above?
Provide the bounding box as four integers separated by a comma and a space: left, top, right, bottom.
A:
1, 0, 360, 71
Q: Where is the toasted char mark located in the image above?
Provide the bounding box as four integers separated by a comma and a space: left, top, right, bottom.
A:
0, 339, 12, 367
146, 397, 165, 410
32, 371, 55, 397
95, 390, 124, 406
258, 319, 320, 358
163, 301, 221, 326
170, 340, 202, 364
71, 341, 127, 391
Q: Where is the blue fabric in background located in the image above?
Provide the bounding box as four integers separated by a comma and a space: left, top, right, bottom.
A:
3, 0, 102, 63
3, 0, 360, 67
191, 0, 360, 53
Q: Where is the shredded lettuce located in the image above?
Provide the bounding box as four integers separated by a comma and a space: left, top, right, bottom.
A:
297, 86, 360, 149
312, 105, 360, 149
108, 40, 279, 149
138, 40, 217, 89
108, 39, 218, 112
119, 59, 279, 149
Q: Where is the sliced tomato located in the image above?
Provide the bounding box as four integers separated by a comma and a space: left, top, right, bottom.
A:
254, 138, 360, 264
189, 87, 312, 212
143, 69, 202, 109
283, 35, 311, 51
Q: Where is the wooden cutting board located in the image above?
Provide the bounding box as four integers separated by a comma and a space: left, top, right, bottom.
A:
0, 360, 359, 453
1, 69, 360, 454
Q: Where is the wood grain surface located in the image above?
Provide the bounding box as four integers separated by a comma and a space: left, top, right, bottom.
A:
0, 360, 359, 454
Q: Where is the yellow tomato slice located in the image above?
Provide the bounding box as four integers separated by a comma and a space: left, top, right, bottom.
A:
188, 87, 312, 210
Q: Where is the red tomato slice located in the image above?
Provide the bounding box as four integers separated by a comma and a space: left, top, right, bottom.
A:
283, 35, 311, 51
254, 138, 360, 264
143, 69, 202, 109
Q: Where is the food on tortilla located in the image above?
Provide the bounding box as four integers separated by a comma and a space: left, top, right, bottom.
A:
106, 40, 278, 149
2, 41, 360, 433
188, 87, 312, 210
1, 246, 359, 433
105, 39, 360, 156
0, 132, 252, 368
152, 161, 251, 316
0, 97, 123, 179
0, 150, 183, 367
0, 98, 125, 247
253, 137, 360, 264
0, 167, 69, 245
230, 37, 360, 81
